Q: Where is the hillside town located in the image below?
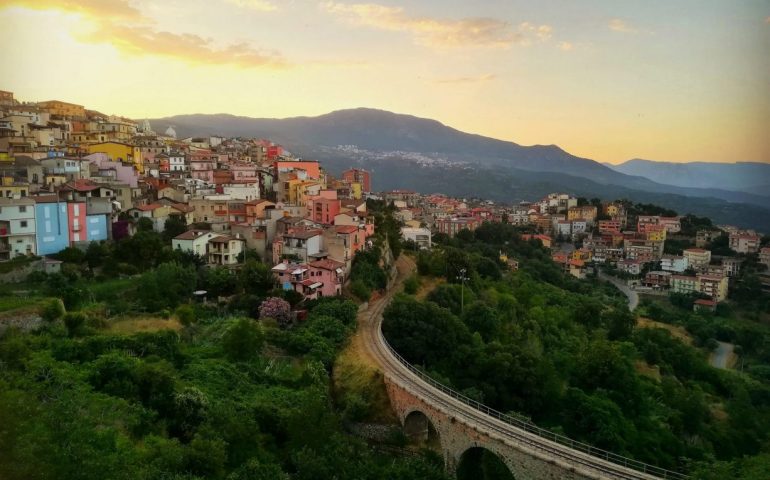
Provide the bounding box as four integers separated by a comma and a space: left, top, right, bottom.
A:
1, 90, 768, 308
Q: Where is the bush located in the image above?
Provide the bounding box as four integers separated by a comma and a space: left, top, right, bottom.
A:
403, 275, 420, 295
41, 298, 65, 322
350, 280, 371, 301
63, 312, 89, 337
258, 297, 291, 328
222, 318, 265, 362
175, 304, 196, 326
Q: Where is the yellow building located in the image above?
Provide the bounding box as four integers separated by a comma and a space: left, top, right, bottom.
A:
350, 182, 362, 200
87, 142, 142, 170
567, 205, 598, 223
37, 100, 85, 118
0, 152, 13, 163
0, 176, 29, 198
646, 227, 667, 242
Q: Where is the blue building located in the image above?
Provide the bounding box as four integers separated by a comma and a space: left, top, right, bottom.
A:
34, 197, 69, 256
86, 214, 108, 242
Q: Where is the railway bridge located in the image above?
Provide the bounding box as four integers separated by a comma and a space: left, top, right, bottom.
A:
361, 257, 687, 480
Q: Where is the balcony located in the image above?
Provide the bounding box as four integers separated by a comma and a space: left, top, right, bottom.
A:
72, 225, 82, 232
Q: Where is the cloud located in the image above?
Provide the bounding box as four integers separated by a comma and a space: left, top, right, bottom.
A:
320, 2, 553, 48
766, 16, 770, 24
434, 73, 497, 84
557, 41, 573, 51
224, 0, 278, 12
0, 0, 285, 68
608, 18, 638, 33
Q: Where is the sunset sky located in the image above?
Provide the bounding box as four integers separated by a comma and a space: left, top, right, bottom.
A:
1, 0, 768, 164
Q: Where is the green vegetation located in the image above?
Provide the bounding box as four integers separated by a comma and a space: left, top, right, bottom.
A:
382, 221, 770, 475
0, 288, 448, 480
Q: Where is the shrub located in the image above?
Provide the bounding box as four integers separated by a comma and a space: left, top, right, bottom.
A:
258, 297, 291, 328
63, 312, 88, 337
175, 304, 196, 326
41, 298, 65, 322
403, 275, 419, 295
222, 318, 265, 362
350, 280, 371, 301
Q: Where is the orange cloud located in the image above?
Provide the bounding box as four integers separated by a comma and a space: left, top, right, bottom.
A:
434, 73, 497, 84
0, 0, 285, 68
321, 2, 548, 48
225, 0, 278, 12
608, 18, 638, 33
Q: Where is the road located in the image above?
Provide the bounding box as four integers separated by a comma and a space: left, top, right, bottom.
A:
358, 255, 678, 480
710, 341, 735, 369
599, 272, 639, 311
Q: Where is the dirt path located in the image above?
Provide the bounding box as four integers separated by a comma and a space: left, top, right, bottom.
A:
345, 255, 417, 369
710, 341, 737, 369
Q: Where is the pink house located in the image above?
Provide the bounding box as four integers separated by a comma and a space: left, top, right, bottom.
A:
67, 201, 87, 244
307, 197, 341, 225
308, 258, 346, 297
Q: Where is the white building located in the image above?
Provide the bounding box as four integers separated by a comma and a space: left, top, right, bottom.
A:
661, 255, 689, 273
571, 220, 588, 235
172, 230, 220, 257
401, 227, 432, 249
222, 183, 260, 201
208, 234, 245, 265
0, 198, 37, 259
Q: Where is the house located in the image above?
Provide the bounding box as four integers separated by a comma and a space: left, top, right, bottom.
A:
271, 260, 323, 300
693, 299, 717, 313
0, 197, 36, 260
273, 227, 323, 264
401, 227, 432, 249
308, 258, 346, 297
172, 230, 220, 257
729, 232, 760, 254
126, 203, 173, 232
32, 195, 69, 255
696, 230, 721, 248
208, 234, 244, 266
698, 274, 728, 302
342, 168, 371, 193
644, 271, 671, 289
660, 255, 688, 273
521, 234, 552, 249
567, 205, 597, 225
720, 257, 742, 278
759, 247, 770, 269
307, 196, 341, 225
670, 275, 698, 295
618, 258, 643, 275
683, 248, 711, 272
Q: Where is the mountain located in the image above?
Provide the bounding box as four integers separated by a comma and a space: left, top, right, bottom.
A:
609, 159, 770, 196
148, 109, 770, 231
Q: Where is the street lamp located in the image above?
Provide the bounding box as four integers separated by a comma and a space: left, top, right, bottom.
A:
456, 268, 469, 313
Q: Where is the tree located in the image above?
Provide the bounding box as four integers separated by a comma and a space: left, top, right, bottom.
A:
163, 215, 188, 242
259, 297, 291, 327
137, 262, 197, 311
135, 217, 154, 232
202, 267, 237, 298
222, 318, 265, 361
63, 312, 88, 337
238, 260, 276, 296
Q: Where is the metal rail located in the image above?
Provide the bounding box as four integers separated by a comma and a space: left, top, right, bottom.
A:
368, 274, 688, 479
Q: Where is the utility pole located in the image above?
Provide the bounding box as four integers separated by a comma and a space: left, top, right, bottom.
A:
457, 267, 469, 313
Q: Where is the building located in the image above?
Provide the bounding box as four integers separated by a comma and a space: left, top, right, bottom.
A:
660, 255, 688, 273
598, 220, 622, 234
172, 230, 220, 257
401, 227, 432, 249
618, 258, 643, 275
759, 247, 770, 269
567, 205, 597, 225
37, 100, 85, 118
435, 217, 482, 237
0, 197, 36, 259
644, 271, 671, 289
308, 258, 346, 297
683, 248, 711, 272
695, 229, 721, 248
33, 196, 69, 256
693, 299, 717, 313
274, 228, 323, 264
698, 274, 729, 302
342, 168, 371, 193
670, 275, 698, 295
720, 257, 742, 278
207, 234, 245, 266
729, 232, 760, 254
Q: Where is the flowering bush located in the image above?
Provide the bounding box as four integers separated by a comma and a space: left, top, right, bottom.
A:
259, 296, 291, 327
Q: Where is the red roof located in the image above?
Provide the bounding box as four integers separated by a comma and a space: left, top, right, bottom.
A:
309, 259, 345, 271
62, 179, 100, 192
334, 225, 358, 234
136, 203, 162, 211
694, 299, 716, 306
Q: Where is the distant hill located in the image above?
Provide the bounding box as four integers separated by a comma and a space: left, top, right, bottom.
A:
609, 159, 770, 195
148, 109, 770, 231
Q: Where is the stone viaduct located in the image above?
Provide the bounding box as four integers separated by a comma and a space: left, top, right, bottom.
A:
362, 258, 688, 480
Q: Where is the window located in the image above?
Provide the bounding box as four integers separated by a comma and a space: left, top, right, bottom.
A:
20, 221, 27, 228
19, 206, 26, 213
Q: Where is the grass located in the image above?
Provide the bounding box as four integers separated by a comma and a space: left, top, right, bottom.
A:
107, 315, 182, 334
333, 329, 396, 424
0, 255, 39, 274
0, 295, 51, 314
636, 317, 694, 345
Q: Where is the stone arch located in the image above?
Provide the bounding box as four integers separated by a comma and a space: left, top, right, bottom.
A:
456, 446, 516, 480
402, 409, 442, 450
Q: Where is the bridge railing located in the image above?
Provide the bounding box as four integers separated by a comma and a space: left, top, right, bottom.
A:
380, 335, 689, 480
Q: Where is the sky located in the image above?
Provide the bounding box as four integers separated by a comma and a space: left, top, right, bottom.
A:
1, 0, 769, 164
